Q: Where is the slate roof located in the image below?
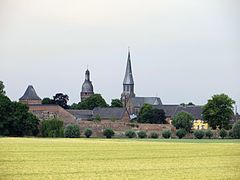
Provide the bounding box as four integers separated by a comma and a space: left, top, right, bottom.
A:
155, 104, 203, 119
19, 85, 41, 100
67, 110, 93, 120
93, 107, 128, 120
131, 97, 163, 107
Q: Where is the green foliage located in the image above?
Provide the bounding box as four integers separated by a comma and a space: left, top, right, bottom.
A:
103, 128, 115, 138
84, 128, 93, 138
73, 94, 108, 110
94, 115, 101, 122
194, 130, 205, 139
176, 129, 187, 139
0, 94, 39, 136
205, 129, 213, 139
172, 112, 194, 132
42, 97, 54, 105
137, 131, 147, 138
53, 93, 69, 109
203, 94, 235, 129
219, 128, 227, 139
0, 81, 5, 95
228, 129, 233, 138
138, 104, 166, 124
64, 124, 80, 138
162, 130, 172, 139
150, 132, 159, 139
125, 130, 136, 138
41, 118, 64, 137
232, 121, 240, 139
111, 99, 123, 107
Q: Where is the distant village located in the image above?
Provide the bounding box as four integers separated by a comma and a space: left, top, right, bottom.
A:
17, 49, 239, 136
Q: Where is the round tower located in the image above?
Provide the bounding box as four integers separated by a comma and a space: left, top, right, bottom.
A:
81, 69, 94, 101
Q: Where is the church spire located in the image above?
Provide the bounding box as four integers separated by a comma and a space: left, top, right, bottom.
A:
123, 47, 134, 85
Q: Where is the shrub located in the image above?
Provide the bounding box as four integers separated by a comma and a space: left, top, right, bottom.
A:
41, 118, 64, 137
219, 128, 227, 139
205, 129, 213, 139
84, 128, 93, 138
137, 131, 147, 139
103, 128, 115, 138
125, 130, 136, 138
232, 121, 240, 139
64, 124, 80, 138
172, 112, 194, 132
228, 129, 233, 138
176, 129, 187, 139
150, 132, 159, 139
162, 130, 172, 139
194, 130, 205, 139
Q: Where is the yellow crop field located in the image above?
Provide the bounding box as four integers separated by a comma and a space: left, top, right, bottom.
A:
0, 138, 240, 180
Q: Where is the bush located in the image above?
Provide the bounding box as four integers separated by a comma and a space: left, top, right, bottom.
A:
172, 112, 194, 132
103, 128, 115, 138
228, 129, 233, 138
232, 121, 240, 139
137, 131, 147, 139
84, 128, 93, 138
162, 130, 172, 139
41, 118, 64, 137
64, 124, 80, 138
150, 132, 159, 139
205, 129, 213, 139
176, 129, 187, 139
219, 128, 227, 139
194, 130, 205, 139
125, 130, 136, 138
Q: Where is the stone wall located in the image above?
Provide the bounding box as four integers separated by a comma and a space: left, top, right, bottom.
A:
29, 105, 76, 125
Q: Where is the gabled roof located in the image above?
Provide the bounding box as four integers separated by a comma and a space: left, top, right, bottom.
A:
155, 105, 179, 117
19, 85, 41, 100
123, 50, 134, 85
67, 110, 93, 119
93, 107, 128, 120
131, 97, 163, 107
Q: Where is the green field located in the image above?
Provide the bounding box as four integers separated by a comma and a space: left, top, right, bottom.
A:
0, 138, 240, 179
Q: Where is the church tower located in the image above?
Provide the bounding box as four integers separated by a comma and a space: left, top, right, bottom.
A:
81, 69, 94, 101
121, 48, 135, 106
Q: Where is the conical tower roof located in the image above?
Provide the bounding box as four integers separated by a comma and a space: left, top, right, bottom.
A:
19, 85, 41, 100
123, 49, 134, 85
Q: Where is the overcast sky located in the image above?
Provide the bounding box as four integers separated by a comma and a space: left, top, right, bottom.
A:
0, 0, 239, 112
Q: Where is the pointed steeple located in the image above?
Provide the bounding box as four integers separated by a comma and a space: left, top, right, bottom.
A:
19, 85, 42, 105
123, 48, 134, 85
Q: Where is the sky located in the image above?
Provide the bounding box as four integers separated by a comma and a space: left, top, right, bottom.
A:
0, 0, 239, 112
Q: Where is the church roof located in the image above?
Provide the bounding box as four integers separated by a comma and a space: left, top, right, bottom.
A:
93, 107, 128, 120
82, 69, 94, 93
131, 97, 163, 107
123, 50, 134, 85
19, 85, 41, 100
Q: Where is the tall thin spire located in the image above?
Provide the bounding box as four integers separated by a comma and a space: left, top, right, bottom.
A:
123, 47, 134, 85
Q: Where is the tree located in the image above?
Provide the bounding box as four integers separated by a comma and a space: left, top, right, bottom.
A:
172, 112, 194, 132
74, 94, 108, 110
176, 129, 187, 139
203, 94, 235, 129
41, 118, 64, 137
84, 128, 93, 138
205, 129, 213, 139
125, 130, 136, 138
64, 124, 80, 138
53, 93, 69, 109
42, 97, 54, 105
194, 130, 205, 139
103, 128, 115, 138
162, 130, 172, 139
0, 81, 5, 95
138, 104, 166, 124
219, 128, 227, 139
111, 99, 123, 107
232, 121, 240, 139
137, 131, 147, 138
150, 132, 159, 139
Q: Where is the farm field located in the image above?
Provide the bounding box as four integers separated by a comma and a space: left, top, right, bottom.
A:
0, 138, 240, 180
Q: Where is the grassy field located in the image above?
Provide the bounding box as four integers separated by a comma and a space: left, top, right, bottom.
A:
0, 138, 240, 179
